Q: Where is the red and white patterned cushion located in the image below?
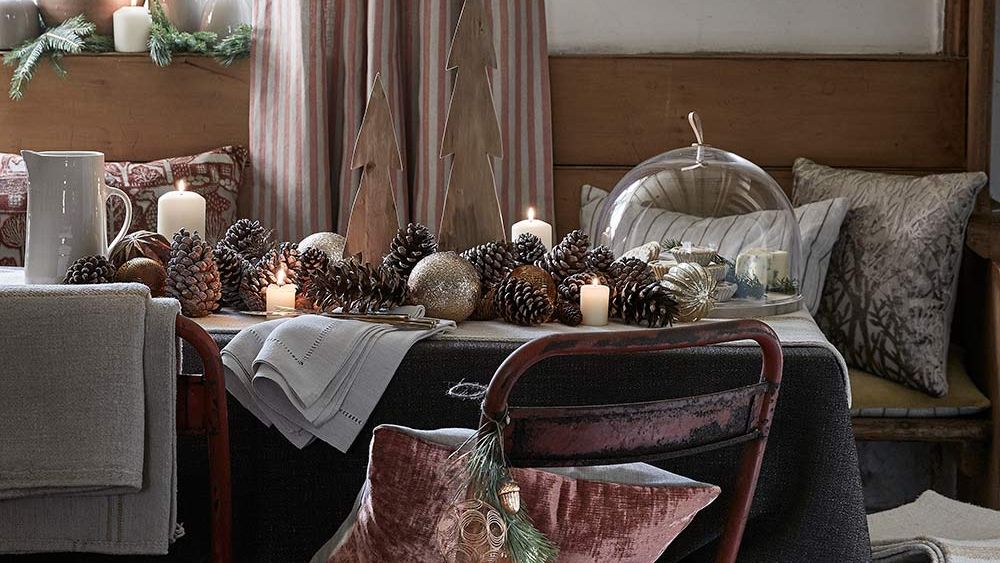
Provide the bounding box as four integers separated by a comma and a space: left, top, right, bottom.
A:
0, 146, 249, 266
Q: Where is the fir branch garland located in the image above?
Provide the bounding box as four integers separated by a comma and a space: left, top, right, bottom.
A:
3, 16, 109, 101
148, 0, 251, 67
213, 24, 252, 66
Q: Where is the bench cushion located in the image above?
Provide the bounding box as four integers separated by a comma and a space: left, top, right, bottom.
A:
851, 355, 990, 418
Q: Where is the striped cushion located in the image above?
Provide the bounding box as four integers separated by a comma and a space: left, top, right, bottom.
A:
580, 185, 849, 314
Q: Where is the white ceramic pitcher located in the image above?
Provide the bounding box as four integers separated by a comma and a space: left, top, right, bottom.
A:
21, 151, 133, 284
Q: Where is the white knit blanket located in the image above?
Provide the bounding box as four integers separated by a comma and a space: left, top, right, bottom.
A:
869, 491, 1000, 563
0, 283, 179, 555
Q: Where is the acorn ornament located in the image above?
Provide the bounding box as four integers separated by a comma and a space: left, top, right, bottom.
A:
115, 257, 167, 296
497, 478, 521, 514
662, 262, 718, 322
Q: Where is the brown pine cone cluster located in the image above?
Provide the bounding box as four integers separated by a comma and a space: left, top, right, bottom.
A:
221, 219, 273, 259
613, 281, 677, 327
382, 223, 438, 280
585, 245, 615, 273
214, 220, 275, 309
535, 229, 589, 283
555, 300, 583, 327
167, 229, 222, 318
607, 257, 657, 288
557, 271, 609, 303
513, 233, 547, 264
213, 243, 245, 307
305, 256, 407, 313
239, 242, 301, 312
462, 241, 520, 290
64, 255, 116, 284
493, 274, 554, 326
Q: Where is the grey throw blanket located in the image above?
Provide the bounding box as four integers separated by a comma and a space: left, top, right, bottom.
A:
0, 284, 179, 555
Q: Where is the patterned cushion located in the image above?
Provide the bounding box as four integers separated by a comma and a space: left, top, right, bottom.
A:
792, 158, 986, 397
0, 146, 248, 267
316, 425, 720, 563
580, 184, 849, 315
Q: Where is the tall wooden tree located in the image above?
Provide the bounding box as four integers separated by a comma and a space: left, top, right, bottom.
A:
344, 73, 403, 262
437, 0, 505, 251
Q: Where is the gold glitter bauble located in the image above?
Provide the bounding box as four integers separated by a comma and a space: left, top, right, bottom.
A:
115, 257, 167, 297
406, 252, 480, 321
662, 262, 718, 322
298, 232, 346, 263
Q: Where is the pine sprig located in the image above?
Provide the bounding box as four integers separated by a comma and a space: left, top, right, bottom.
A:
3, 15, 106, 100
148, 0, 250, 67
213, 24, 252, 66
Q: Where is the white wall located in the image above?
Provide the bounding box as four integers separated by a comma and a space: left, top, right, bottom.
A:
546, 0, 944, 54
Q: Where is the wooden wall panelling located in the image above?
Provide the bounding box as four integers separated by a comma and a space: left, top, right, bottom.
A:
0, 54, 250, 162
945, 0, 970, 56
549, 56, 967, 171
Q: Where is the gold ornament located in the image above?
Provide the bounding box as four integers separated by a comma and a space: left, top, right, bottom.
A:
436, 499, 507, 563
497, 478, 521, 514
662, 262, 718, 322
298, 232, 346, 263
469, 286, 498, 321
406, 252, 481, 321
115, 257, 167, 297
509, 265, 558, 308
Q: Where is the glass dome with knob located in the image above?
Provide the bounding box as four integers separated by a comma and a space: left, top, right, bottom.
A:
593, 112, 803, 317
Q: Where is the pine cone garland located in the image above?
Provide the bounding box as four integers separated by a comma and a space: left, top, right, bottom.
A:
535, 229, 589, 283
585, 245, 615, 273
221, 219, 273, 260
382, 223, 438, 280
305, 257, 408, 313
167, 229, 222, 317
558, 271, 608, 303
213, 243, 245, 308
607, 257, 657, 289
614, 281, 677, 328
462, 241, 519, 290
64, 255, 116, 284
494, 274, 555, 326
555, 300, 583, 327
513, 233, 546, 265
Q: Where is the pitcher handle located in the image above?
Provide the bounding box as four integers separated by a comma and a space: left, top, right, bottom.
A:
106, 186, 133, 251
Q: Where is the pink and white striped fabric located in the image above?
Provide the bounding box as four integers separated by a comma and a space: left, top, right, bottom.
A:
249, 0, 554, 242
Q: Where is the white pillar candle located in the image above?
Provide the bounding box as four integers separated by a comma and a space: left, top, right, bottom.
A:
113, 1, 152, 53
510, 207, 553, 249
735, 248, 770, 286
265, 269, 297, 312
580, 277, 610, 326
768, 250, 789, 284
157, 180, 206, 238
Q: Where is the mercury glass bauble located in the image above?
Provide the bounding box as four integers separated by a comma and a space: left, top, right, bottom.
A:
662, 262, 718, 322
406, 252, 480, 322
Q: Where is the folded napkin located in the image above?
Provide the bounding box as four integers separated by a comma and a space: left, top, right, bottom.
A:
222, 307, 454, 451
869, 490, 1000, 562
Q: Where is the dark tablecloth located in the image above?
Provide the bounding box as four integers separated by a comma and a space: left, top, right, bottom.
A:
4, 335, 871, 563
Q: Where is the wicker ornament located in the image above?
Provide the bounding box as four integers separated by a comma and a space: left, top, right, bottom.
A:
406, 252, 480, 321
213, 243, 245, 308
614, 281, 678, 328
662, 263, 718, 322
462, 240, 519, 290
509, 265, 558, 306
305, 255, 408, 313
166, 229, 222, 318
497, 478, 521, 514
381, 223, 438, 280
585, 245, 615, 273
108, 230, 171, 268
63, 255, 115, 284
435, 499, 507, 563
607, 257, 657, 289
513, 233, 546, 265
558, 271, 608, 303
469, 286, 498, 321
115, 257, 167, 296
298, 231, 346, 263
494, 273, 555, 326
221, 219, 273, 260
535, 229, 589, 283
555, 300, 583, 327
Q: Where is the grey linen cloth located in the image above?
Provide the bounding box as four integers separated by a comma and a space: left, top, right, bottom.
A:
222, 308, 455, 451
869, 490, 1000, 562
0, 284, 179, 555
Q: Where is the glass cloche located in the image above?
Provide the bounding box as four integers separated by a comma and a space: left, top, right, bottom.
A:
593, 112, 802, 317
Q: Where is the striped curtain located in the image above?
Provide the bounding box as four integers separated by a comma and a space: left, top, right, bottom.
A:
249, 0, 554, 242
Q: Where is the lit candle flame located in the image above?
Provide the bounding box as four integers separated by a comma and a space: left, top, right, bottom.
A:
527, 207, 535, 221
591, 277, 600, 286
276, 268, 286, 286
176, 179, 187, 193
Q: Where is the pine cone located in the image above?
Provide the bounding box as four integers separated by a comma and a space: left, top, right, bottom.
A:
109, 230, 172, 268
382, 223, 437, 280
607, 257, 657, 289
494, 274, 555, 326
220, 219, 273, 260
167, 229, 222, 317
614, 281, 677, 328
213, 243, 245, 308
64, 255, 116, 284
469, 287, 498, 321
558, 271, 609, 303
513, 233, 546, 265
586, 245, 615, 273
305, 257, 407, 313
462, 241, 519, 290
237, 242, 301, 311
535, 229, 589, 283
300, 246, 330, 282
555, 300, 583, 327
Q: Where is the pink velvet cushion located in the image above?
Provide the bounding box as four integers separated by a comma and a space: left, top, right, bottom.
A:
319, 425, 720, 563
0, 146, 248, 266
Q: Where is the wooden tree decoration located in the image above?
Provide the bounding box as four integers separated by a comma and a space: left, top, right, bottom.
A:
437, 0, 505, 251
344, 73, 403, 262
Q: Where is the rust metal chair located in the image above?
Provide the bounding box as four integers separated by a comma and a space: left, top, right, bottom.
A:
480, 319, 783, 563
176, 316, 232, 563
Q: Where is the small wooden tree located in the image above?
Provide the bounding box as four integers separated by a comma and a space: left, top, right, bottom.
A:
437, 0, 505, 251
344, 73, 403, 262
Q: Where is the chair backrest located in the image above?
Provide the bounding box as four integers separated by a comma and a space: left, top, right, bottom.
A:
480, 319, 783, 563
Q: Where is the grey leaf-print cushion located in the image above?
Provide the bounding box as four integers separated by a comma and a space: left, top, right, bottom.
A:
792, 158, 986, 396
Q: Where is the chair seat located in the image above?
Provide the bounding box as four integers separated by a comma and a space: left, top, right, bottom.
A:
850, 355, 990, 418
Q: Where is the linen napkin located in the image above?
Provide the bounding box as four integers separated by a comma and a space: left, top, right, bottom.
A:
222, 308, 454, 451
868, 490, 1000, 562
